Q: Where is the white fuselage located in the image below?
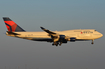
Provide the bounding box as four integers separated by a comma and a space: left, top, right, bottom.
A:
6, 29, 103, 42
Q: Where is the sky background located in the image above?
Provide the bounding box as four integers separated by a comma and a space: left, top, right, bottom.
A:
0, 0, 105, 69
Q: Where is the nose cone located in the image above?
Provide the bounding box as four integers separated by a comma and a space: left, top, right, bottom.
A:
100, 33, 103, 37
98, 32, 103, 38
93, 31, 103, 39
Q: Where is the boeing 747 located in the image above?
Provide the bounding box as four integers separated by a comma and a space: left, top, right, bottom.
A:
3, 17, 103, 46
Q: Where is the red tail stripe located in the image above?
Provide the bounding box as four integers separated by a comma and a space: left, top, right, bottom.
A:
4, 21, 16, 26
4, 21, 17, 32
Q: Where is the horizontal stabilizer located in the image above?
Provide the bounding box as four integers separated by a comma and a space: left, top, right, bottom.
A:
7, 31, 20, 35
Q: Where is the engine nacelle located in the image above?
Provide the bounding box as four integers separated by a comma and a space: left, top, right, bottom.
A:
59, 35, 65, 40
59, 35, 67, 43
70, 37, 76, 42
58, 35, 67, 43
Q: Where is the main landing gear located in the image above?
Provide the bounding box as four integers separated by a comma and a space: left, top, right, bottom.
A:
91, 40, 94, 44
52, 42, 62, 46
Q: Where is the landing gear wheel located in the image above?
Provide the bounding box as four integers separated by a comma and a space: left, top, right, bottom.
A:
91, 40, 94, 44
52, 44, 54, 46
56, 42, 59, 46
91, 42, 94, 44
52, 42, 59, 46
52, 42, 62, 46
59, 44, 61, 46
59, 42, 62, 46
56, 44, 58, 46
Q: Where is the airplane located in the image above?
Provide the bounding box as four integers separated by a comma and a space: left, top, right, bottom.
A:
3, 17, 103, 46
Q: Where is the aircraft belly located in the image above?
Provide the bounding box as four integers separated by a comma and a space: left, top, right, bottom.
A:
33, 38, 52, 41
77, 34, 93, 40
22, 36, 52, 41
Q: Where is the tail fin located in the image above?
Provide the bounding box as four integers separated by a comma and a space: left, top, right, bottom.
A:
3, 17, 25, 32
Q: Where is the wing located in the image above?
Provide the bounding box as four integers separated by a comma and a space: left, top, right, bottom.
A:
40, 27, 56, 34
40, 27, 69, 41
40, 26, 59, 38
40, 27, 76, 46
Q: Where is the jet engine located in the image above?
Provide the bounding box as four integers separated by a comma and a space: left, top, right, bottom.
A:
70, 37, 76, 42
59, 35, 65, 40
59, 35, 67, 43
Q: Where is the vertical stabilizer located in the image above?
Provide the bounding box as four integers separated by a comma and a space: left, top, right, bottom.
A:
3, 17, 25, 32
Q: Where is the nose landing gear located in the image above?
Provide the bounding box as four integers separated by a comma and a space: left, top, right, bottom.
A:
91, 40, 94, 44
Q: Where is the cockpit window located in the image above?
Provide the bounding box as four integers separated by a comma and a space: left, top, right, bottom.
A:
94, 30, 97, 31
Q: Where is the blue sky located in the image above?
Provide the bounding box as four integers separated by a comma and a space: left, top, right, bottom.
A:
0, 0, 105, 69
